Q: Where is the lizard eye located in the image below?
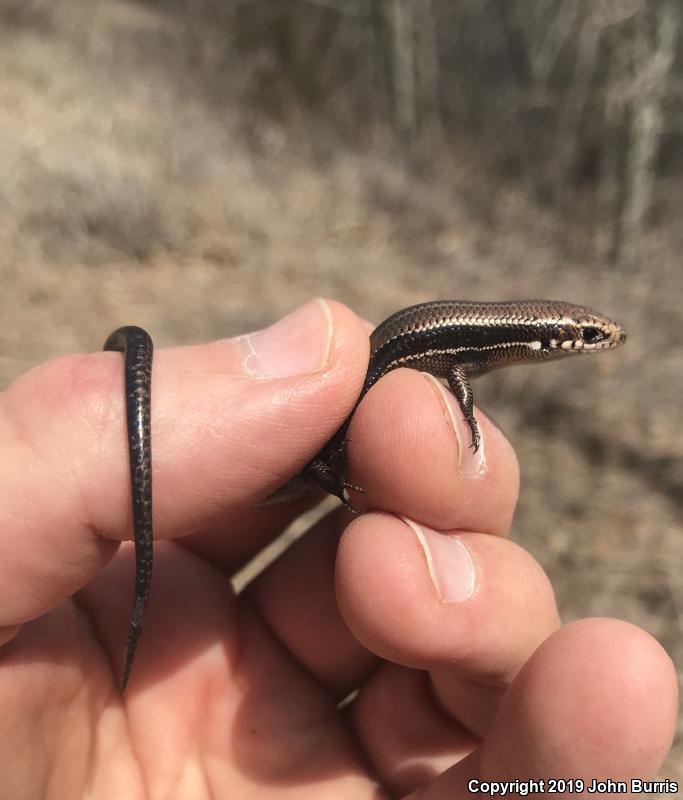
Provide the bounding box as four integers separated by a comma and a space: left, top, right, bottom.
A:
581, 326, 603, 344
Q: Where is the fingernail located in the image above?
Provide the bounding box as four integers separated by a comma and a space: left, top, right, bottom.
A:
403, 517, 476, 604
241, 298, 333, 379
421, 373, 486, 477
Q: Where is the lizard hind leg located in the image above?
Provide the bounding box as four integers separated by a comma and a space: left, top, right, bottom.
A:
305, 438, 364, 513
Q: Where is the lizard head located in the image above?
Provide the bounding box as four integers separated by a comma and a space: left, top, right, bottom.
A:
543, 304, 627, 354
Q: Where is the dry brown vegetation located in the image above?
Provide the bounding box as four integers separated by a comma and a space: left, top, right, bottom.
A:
1, 0, 682, 781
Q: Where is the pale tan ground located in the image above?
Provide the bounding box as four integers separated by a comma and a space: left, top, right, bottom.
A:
1, 0, 682, 783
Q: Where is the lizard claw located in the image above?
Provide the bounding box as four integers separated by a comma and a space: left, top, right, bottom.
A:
464, 417, 480, 453
341, 487, 362, 515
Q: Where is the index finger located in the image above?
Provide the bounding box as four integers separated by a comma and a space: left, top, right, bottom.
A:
348, 368, 520, 533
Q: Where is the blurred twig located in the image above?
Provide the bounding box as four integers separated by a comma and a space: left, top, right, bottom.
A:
610, 0, 679, 269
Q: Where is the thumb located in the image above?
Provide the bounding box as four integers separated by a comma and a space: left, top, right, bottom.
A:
0, 299, 369, 628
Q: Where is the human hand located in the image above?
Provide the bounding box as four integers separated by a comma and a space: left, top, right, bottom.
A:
0, 300, 676, 798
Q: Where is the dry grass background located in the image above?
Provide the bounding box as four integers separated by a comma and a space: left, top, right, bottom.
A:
1, 0, 682, 783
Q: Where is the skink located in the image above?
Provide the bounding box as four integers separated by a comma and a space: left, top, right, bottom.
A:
105, 300, 627, 691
